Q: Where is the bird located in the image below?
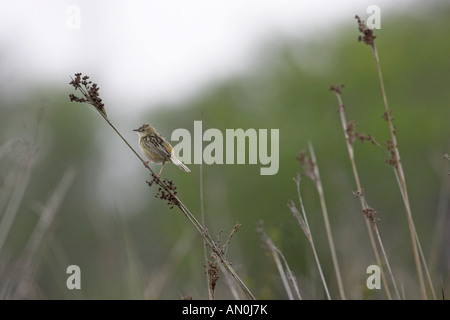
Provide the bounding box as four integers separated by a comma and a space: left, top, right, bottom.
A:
133, 124, 190, 177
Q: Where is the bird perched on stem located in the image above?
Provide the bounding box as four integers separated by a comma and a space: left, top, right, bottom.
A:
133, 124, 190, 177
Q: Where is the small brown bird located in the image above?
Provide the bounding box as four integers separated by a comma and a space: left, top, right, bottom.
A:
133, 124, 190, 177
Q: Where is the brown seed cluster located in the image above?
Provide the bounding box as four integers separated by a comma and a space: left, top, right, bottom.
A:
69, 73, 108, 119
146, 176, 179, 209
353, 189, 365, 198
384, 140, 398, 168
363, 207, 380, 223
296, 150, 317, 183
346, 121, 357, 145
381, 110, 394, 122
204, 255, 219, 297
344, 120, 379, 147
445, 154, 450, 175
355, 15, 376, 47
330, 83, 345, 95
354, 190, 381, 223
355, 132, 377, 145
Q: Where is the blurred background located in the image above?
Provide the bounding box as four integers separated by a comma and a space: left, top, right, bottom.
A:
0, 0, 449, 299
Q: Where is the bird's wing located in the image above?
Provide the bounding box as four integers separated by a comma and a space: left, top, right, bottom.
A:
143, 134, 171, 158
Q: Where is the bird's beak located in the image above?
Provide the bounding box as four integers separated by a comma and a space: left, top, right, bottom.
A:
133, 128, 139, 132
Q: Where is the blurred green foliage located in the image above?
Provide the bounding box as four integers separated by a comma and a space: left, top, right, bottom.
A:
0, 7, 449, 299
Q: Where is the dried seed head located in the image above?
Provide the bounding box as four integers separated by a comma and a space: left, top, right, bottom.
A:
363, 207, 380, 223
353, 189, 365, 198
384, 140, 398, 168
204, 254, 219, 296
296, 150, 317, 183
330, 83, 345, 94
355, 15, 376, 47
149, 178, 179, 209
69, 73, 108, 119
382, 110, 394, 122
444, 154, 450, 175
354, 132, 381, 149
346, 121, 357, 145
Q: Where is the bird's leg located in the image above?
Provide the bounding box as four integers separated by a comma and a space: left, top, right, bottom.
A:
144, 161, 150, 167
158, 162, 165, 177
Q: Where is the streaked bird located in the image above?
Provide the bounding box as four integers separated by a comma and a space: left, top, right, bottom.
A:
133, 124, 190, 177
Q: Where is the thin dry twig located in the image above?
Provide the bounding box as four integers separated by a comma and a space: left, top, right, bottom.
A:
331, 84, 398, 299
69, 73, 255, 300
257, 222, 302, 300
355, 191, 400, 300
12, 168, 76, 299
145, 230, 195, 299
355, 16, 431, 299
297, 143, 346, 300
289, 174, 331, 300
0, 144, 37, 256
199, 113, 214, 299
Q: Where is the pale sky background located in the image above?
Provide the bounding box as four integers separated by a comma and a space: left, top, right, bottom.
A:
0, 0, 418, 114
0, 0, 422, 211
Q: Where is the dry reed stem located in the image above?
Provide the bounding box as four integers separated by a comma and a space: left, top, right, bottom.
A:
360, 196, 400, 300
428, 159, 449, 280
220, 263, 242, 300
0, 145, 37, 256
12, 168, 76, 299
356, 16, 430, 299
69, 74, 255, 300
331, 85, 396, 299
308, 142, 346, 299
289, 175, 331, 300
144, 230, 195, 299
257, 222, 301, 300
372, 45, 426, 299
199, 113, 214, 299
0, 138, 23, 160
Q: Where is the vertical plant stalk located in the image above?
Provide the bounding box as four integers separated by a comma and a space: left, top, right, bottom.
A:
13, 168, 76, 299
372, 43, 427, 300
275, 247, 303, 300
69, 74, 255, 300
428, 158, 449, 275
371, 216, 401, 299
219, 264, 241, 300
394, 170, 437, 299
331, 86, 395, 299
219, 222, 243, 299
0, 148, 36, 256
361, 197, 401, 300
356, 16, 429, 298
257, 223, 302, 300
289, 176, 331, 300
308, 142, 346, 299
144, 230, 195, 299
269, 241, 294, 300
200, 114, 214, 300
0, 138, 22, 161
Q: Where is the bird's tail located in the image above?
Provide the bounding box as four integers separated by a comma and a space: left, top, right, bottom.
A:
170, 155, 191, 172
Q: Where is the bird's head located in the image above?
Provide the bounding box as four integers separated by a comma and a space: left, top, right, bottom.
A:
133, 124, 156, 136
